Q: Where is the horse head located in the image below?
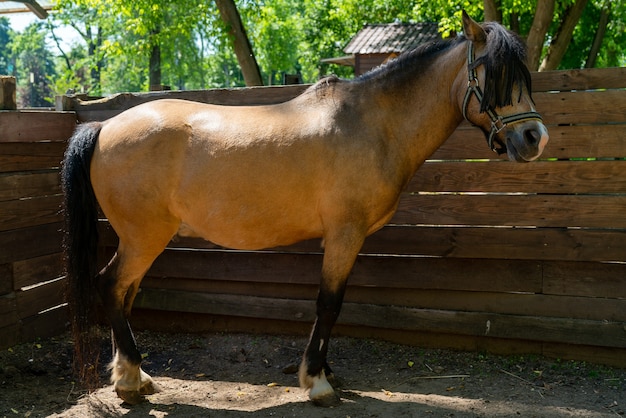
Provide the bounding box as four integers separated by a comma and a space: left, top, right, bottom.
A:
458, 11, 549, 162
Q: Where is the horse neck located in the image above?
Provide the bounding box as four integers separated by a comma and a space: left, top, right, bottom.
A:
357, 41, 468, 173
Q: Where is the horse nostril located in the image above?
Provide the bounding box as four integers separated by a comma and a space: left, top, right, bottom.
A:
524, 128, 540, 146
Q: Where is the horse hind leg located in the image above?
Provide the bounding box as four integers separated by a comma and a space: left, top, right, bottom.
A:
299, 225, 365, 406
97, 242, 166, 404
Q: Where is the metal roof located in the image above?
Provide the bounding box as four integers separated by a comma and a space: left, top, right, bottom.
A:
344, 22, 440, 55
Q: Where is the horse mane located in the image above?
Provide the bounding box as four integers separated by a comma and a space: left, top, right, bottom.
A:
474, 22, 533, 111
350, 21, 532, 111
355, 37, 462, 84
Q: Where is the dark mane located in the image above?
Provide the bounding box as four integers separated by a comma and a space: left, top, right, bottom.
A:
472, 22, 533, 111
355, 37, 462, 84
353, 21, 533, 111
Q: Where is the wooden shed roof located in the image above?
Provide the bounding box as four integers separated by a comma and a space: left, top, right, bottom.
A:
344, 22, 440, 55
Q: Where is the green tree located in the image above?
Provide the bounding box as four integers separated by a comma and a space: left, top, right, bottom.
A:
0, 17, 13, 75
45, 0, 626, 96
10, 22, 55, 107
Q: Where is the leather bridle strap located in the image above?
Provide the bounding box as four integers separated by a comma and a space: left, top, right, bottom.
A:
462, 42, 543, 155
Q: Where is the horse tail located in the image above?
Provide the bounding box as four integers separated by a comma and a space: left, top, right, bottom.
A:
61, 121, 103, 384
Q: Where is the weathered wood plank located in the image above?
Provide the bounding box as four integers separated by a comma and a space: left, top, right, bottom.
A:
409, 160, 626, 194
101, 218, 626, 262
0, 142, 66, 173
392, 194, 626, 229
361, 226, 626, 262
15, 276, 66, 320
0, 76, 16, 110
0, 263, 12, 295
543, 261, 626, 298
343, 286, 626, 322
534, 90, 626, 125
0, 194, 63, 231
0, 171, 60, 201
140, 276, 626, 322
0, 222, 63, 264
0, 111, 76, 142
432, 124, 626, 161
64, 68, 626, 121
19, 304, 68, 342
144, 250, 543, 293
133, 289, 626, 348
0, 293, 18, 328
531, 67, 626, 92
12, 253, 64, 290
68, 85, 309, 122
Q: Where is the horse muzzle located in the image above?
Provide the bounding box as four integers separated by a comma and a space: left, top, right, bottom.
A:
505, 120, 549, 162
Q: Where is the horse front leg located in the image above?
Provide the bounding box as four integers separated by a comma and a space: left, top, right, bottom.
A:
299, 227, 364, 406
97, 250, 160, 404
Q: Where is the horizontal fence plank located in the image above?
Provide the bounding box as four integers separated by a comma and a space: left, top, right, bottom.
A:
392, 194, 626, 229
101, 220, 625, 262
133, 289, 626, 348
0, 111, 76, 142
0, 194, 63, 231
432, 124, 626, 161
15, 276, 66, 320
543, 261, 626, 298
67, 87, 626, 133
0, 263, 11, 295
342, 286, 626, 322
139, 275, 626, 322
0, 142, 66, 173
0, 222, 63, 264
142, 249, 543, 294
409, 160, 626, 194
0, 171, 61, 201
19, 304, 68, 343
139, 252, 626, 321
0, 293, 18, 329
12, 253, 64, 290
534, 90, 626, 125
531, 67, 626, 92
65, 68, 626, 122
361, 226, 626, 262
69, 85, 309, 122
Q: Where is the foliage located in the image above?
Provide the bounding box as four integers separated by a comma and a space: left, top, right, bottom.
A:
0, 17, 13, 75
4, 0, 626, 103
9, 22, 56, 107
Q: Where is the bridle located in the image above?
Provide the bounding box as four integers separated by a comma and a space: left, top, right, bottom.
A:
462, 42, 543, 155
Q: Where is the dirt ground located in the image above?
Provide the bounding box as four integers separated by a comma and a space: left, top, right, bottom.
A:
1, 329, 624, 417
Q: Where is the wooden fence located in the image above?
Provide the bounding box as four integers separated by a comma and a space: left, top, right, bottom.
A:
1, 67, 625, 367
0, 110, 76, 348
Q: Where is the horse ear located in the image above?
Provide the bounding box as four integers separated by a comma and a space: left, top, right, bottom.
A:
462, 10, 486, 43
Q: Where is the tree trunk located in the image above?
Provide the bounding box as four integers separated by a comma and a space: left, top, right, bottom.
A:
149, 27, 161, 90
509, 12, 519, 35
526, 0, 555, 71
539, 0, 588, 71
483, 0, 502, 22
215, 0, 263, 86
585, 5, 610, 68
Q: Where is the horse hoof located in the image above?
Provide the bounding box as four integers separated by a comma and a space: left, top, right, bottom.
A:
115, 388, 145, 405
311, 390, 341, 407
326, 373, 343, 389
139, 380, 161, 395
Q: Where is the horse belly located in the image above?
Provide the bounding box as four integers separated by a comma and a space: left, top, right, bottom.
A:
176, 212, 322, 250
173, 194, 324, 250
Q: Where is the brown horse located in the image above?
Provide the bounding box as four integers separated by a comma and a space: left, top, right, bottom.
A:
62, 12, 548, 406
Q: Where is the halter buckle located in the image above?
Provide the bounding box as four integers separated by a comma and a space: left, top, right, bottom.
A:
491, 117, 507, 134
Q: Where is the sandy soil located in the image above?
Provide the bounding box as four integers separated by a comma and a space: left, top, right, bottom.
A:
1, 329, 624, 417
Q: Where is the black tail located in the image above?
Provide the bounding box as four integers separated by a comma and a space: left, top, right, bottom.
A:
61, 121, 103, 384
